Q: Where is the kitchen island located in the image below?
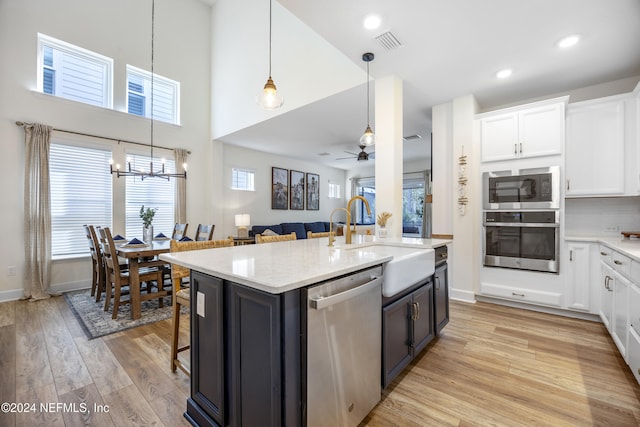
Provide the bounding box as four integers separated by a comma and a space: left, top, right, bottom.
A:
160, 235, 451, 427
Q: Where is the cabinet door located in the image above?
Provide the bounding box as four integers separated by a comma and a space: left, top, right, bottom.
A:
434, 263, 449, 334
382, 293, 413, 388
189, 272, 225, 426
566, 99, 625, 196
227, 283, 282, 427
412, 282, 434, 355
612, 271, 630, 360
480, 112, 519, 162
566, 242, 591, 312
519, 103, 564, 158
628, 328, 640, 385
600, 263, 614, 331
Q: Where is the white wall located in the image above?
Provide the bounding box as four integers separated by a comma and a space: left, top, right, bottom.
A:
220, 144, 347, 236
0, 0, 212, 300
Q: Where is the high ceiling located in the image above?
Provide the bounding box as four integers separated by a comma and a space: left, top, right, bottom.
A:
218, 0, 640, 170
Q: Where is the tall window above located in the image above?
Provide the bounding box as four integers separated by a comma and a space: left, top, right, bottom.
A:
50, 142, 113, 257
126, 65, 180, 125
125, 152, 176, 238
231, 168, 255, 191
328, 181, 341, 199
37, 33, 113, 108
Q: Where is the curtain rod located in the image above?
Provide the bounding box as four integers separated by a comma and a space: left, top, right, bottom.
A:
15, 121, 191, 154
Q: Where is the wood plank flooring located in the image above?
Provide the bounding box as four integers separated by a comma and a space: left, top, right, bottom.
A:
0, 296, 638, 426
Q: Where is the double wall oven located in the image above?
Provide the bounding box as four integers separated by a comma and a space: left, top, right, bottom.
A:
482, 166, 560, 274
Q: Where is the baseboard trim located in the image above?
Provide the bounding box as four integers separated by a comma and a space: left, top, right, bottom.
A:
476, 295, 602, 322
450, 288, 476, 303
0, 280, 90, 303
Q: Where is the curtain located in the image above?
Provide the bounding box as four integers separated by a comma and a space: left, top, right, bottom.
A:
23, 123, 53, 301
174, 148, 188, 223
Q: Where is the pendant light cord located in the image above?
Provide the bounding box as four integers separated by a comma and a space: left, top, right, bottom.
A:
268, 0, 272, 77
366, 60, 370, 127
150, 0, 155, 161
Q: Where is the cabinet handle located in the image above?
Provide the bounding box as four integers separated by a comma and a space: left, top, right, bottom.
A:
435, 276, 440, 290
519, 143, 523, 154
567, 180, 570, 191
600, 251, 608, 256
614, 260, 623, 265
410, 302, 418, 321
415, 302, 420, 320
569, 250, 573, 261
512, 292, 525, 297
514, 144, 518, 156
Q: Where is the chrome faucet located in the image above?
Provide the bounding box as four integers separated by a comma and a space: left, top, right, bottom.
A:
328, 208, 350, 247
346, 195, 372, 244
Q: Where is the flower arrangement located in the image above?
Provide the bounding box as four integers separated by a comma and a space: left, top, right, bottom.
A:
139, 205, 157, 228
376, 211, 392, 227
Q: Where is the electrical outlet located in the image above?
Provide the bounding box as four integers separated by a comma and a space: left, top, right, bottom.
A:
8, 266, 16, 276
604, 225, 619, 232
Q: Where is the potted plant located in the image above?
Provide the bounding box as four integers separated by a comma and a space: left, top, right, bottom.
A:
376, 211, 392, 238
140, 205, 157, 242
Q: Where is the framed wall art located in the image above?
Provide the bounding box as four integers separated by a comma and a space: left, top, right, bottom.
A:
290, 170, 305, 210
306, 173, 319, 210
272, 167, 289, 210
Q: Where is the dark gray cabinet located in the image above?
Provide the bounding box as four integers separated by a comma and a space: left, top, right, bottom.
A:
434, 263, 449, 334
382, 279, 434, 388
185, 271, 301, 427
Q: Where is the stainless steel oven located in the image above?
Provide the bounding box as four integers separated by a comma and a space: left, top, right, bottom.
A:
483, 211, 560, 273
483, 166, 559, 210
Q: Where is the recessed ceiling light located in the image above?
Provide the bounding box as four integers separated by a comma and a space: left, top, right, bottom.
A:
496, 68, 513, 79
363, 15, 381, 30
558, 34, 580, 48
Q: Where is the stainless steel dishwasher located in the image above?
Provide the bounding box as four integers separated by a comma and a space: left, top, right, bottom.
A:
305, 266, 383, 427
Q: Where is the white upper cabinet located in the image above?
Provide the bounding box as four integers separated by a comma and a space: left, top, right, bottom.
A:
479, 97, 567, 163
565, 96, 625, 196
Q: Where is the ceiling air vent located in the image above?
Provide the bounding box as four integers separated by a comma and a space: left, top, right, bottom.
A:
375, 30, 403, 51
403, 134, 422, 142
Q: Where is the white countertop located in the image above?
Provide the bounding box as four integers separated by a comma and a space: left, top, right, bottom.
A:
566, 235, 640, 262
160, 235, 451, 294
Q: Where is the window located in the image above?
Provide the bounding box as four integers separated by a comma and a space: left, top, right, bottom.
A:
50, 143, 113, 257
125, 153, 176, 238
231, 168, 255, 191
37, 33, 113, 108
126, 65, 180, 125
353, 177, 376, 225
328, 182, 341, 199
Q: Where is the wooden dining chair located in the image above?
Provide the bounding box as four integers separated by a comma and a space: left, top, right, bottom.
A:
99, 227, 166, 319
255, 232, 297, 243
194, 224, 215, 241
83, 225, 105, 301
170, 237, 234, 376
172, 223, 189, 240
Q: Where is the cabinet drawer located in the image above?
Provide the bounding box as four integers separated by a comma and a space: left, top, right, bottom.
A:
599, 245, 613, 266
612, 251, 631, 279
480, 282, 562, 307
627, 328, 640, 385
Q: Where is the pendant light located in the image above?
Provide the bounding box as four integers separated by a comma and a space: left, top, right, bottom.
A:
257, 0, 284, 109
110, 0, 187, 180
359, 52, 375, 146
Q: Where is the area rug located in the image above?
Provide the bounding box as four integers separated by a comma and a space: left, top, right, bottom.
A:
64, 289, 188, 340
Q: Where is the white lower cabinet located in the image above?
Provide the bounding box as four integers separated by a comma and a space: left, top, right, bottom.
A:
565, 242, 592, 312
611, 270, 630, 360
599, 262, 614, 332
628, 328, 640, 385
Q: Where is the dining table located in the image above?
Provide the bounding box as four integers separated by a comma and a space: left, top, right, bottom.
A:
115, 239, 171, 320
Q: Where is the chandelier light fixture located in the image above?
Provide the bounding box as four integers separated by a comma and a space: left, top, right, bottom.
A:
110, 0, 187, 180
257, 0, 284, 109
359, 52, 375, 146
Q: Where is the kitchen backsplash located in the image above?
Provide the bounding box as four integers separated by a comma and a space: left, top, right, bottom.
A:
564, 196, 640, 237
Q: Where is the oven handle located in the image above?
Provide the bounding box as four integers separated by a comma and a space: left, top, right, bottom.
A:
484, 222, 559, 228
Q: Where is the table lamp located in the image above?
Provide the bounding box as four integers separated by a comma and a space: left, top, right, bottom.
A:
235, 214, 251, 238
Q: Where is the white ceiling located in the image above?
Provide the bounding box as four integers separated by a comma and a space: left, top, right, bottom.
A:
217, 0, 640, 170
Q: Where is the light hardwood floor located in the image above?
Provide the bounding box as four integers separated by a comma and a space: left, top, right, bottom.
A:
0, 296, 639, 426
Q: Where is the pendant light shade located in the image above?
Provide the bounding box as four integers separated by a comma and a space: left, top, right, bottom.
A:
257, 0, 283, 109
360, 52, 375, 146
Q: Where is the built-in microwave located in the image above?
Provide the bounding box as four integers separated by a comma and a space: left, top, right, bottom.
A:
483, 166, 559, 210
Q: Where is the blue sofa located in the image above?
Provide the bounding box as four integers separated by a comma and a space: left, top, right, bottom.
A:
251, 221, 333, 239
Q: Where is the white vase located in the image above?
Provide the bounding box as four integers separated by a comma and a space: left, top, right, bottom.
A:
143, 225, 154, 243
378, 227, 387, 238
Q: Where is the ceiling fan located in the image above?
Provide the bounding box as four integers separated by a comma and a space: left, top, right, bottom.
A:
337, 144, 375, 161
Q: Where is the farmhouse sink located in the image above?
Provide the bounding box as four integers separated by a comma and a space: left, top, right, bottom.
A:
351, 244, 435, 297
